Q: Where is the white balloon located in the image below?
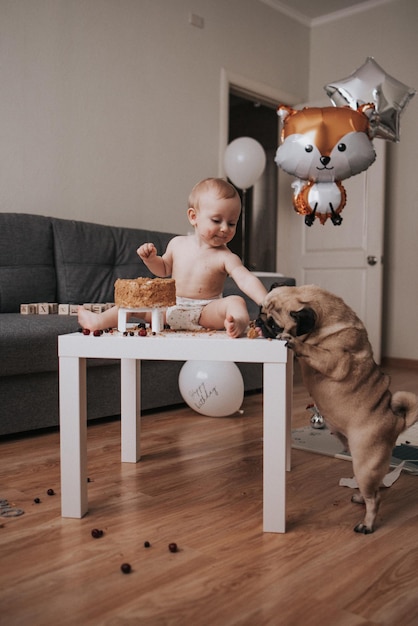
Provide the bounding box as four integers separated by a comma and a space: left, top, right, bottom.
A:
224, 137, 266, 189
178, 360, 244, 417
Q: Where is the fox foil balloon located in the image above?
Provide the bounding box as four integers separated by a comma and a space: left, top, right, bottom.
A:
275, 105, 376, 226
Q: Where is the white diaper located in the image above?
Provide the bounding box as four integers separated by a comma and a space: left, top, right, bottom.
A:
166, 295, 222, 331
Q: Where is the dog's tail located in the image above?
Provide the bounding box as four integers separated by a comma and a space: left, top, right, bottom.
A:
391, 391, 418, 430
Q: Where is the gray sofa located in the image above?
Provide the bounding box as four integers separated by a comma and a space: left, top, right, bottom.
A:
0, 213, 295, 437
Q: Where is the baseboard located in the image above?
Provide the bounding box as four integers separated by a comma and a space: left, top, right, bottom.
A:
381, 357, 418, 370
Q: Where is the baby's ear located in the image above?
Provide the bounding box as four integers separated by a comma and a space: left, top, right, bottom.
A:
187, 207, 197, 225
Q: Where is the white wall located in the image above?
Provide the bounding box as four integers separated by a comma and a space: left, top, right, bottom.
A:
0, 0, 308, 234
309, 0, 418, 360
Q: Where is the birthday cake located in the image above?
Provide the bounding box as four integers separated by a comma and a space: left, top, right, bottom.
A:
114, 277, 176, 309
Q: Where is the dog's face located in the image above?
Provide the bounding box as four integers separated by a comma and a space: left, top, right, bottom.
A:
257, 286, 317, 339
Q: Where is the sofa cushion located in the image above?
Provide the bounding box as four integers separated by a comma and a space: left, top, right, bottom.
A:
0, 314, 81, 376
0, 214, 57, 313
52, 218, 177, 304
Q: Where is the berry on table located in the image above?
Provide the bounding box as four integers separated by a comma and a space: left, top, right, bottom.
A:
168, 542, 178, 553
47, 489, 55, 496
91, 528, 104, 539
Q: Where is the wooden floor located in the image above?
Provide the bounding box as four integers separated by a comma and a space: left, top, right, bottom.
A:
1, 363, 418, 625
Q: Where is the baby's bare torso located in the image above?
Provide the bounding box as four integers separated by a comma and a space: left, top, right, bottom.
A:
166, 235, 237, 299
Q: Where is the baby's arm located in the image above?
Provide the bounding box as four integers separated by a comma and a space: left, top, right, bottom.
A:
137, 242, 172, 277
228, 262, 267, 306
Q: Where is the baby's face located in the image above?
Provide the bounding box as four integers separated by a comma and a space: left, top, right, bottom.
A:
190, 191, 241, 247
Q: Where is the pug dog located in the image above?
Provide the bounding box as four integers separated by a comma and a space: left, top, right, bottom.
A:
258, 284, 418, 533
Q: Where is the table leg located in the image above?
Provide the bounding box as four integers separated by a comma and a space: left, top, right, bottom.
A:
286, 353, 294, 472
121, 359, 141, 462
263, 361, 288, 533
59, 356, 88, 518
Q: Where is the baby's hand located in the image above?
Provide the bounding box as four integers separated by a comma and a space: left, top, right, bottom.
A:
137, 243, 157, 260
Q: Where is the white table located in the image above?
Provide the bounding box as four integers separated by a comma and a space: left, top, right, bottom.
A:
58, 331, 293, 532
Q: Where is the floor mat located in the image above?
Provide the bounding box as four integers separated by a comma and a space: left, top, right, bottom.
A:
292, 423, 418, 474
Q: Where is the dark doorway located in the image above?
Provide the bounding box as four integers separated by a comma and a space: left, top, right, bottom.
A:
228, 91, 278, 271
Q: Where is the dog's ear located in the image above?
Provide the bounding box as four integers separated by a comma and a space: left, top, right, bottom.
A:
290, 307, 316, 336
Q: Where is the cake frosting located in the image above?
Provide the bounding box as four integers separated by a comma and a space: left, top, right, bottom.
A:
114, 277, 176, 309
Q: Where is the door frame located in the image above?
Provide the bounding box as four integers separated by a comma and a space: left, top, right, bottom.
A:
218, 68, 299, 271
218, 68, 299, 178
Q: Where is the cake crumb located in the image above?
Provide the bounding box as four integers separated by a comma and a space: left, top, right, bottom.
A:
247, 322, 259, 339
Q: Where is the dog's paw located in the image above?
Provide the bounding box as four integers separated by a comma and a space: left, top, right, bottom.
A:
278, 332, 295, 348
277, 332, 304, 356
351, 493, 365, 505
354, 522, 374, 534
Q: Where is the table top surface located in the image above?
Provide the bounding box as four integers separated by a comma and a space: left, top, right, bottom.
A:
58, 330, 289, 363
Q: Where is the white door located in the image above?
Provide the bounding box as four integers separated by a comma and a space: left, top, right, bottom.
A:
277, 140, 386, 364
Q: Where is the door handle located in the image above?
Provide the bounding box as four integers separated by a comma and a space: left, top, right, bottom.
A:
367, 255, 378, 266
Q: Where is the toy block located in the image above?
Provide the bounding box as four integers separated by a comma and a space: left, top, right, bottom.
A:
69, 304, 79, 316
58, 304, 70, 315
38, 303, 50, 315
49, 303, 58, 314
92, 303, 106, 313
20, 304, 36, 314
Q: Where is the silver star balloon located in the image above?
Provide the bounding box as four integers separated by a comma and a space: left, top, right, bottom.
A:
324, 57, 415, 142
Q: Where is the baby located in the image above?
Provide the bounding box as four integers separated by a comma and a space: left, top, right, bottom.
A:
78, 177, 267, 338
